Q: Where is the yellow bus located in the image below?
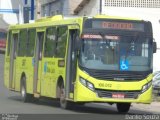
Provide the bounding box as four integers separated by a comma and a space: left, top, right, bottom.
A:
4, 15, 157, 113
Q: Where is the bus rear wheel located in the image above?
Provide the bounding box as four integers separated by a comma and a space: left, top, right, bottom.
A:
59, 82, 73, 109
21, 77, 32, 102
116, 103, 131, 113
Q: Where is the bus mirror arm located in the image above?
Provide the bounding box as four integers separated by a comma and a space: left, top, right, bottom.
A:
153, 41, 157, 53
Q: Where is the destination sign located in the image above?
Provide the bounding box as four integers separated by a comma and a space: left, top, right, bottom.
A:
85, 20, 145, 31
102, 22, 133, 30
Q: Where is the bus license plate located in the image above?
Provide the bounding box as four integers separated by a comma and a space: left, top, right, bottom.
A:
112, 94, 125, 98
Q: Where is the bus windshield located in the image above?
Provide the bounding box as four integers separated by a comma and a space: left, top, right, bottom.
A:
79, 34, 152, 72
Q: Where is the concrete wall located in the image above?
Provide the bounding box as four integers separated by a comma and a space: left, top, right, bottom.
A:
78, 0, 100, 16
69, 0, 82, 15
42, 0, 63, 16
42, 0, 72, 16
41, 0, 56, 5
62, 0, 69, 15
41, 0, 82, 16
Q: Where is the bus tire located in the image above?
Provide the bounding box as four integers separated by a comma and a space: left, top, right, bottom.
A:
59, 82, 73, 109
116, 103, 131, 113
21, 77, 32, 103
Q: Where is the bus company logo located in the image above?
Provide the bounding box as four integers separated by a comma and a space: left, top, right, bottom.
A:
82, 34, 102, 39
44, 62, 47, 73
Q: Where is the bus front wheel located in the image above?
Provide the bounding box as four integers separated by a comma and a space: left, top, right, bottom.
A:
116, 103, 131, 113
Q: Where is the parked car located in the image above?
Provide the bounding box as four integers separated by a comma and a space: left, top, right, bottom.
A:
153, 80, 160, 96
153, 72, 160, 81
0, 29, 7, 53
153, 71, 160, 84
153, 78, 160, 86
152, 71, 160, 95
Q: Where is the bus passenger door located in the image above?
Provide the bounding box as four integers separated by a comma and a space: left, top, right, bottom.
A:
66, 29, 79, 99
9, 33, 19, 90
33, 31, 44, 95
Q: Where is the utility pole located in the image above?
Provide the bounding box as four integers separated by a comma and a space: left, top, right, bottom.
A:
31, 0, 34, 20
23, 0, 29, 23
36, 0, 41, 19
99, 0, 102, 14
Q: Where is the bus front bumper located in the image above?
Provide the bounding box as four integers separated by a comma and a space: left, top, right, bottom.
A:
74, 81, 152, 104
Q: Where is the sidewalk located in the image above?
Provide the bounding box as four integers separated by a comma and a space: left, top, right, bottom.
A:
132, 102, 160, 113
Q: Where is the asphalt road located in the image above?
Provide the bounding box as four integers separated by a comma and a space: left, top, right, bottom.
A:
0, 54, 158, 117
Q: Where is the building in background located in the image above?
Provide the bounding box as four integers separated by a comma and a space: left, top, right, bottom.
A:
41, 0, 83, 16
74, 0, 99, 16
0, 0, 37, 26
0, 0, 23, 52
0, 0, 23, 26
0, 0, 36, 52
23, 0, 36, 22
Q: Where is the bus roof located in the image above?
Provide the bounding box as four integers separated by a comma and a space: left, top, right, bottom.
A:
9, 15, 84, 30
9, 14, 142, 30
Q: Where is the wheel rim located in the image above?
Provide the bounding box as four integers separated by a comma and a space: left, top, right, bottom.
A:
21, 86, 26, 98
60, 86, 65, 104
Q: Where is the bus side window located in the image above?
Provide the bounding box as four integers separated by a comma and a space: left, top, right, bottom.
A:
18, 29, 27, 57
55, 26, 68, 58
44, 27, 56, 57
7, 31, 12, 56
27, 29, 36, 57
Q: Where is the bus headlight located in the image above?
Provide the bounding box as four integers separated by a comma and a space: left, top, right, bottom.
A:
80, 77, 95, 91
87, 82, 94, 91
80, 77, 87, 86
142, 81, 152, 93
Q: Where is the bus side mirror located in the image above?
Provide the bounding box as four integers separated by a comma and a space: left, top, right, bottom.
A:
153, 41, 157, 53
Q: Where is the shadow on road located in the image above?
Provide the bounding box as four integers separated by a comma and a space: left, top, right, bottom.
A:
8, 95, 22, 102
8, 95, 153, 114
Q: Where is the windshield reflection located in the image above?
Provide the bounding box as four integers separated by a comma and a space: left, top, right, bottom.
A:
79, 34, 152, 71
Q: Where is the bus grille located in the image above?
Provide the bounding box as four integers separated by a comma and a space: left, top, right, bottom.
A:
96, 89, 141, 99
91, 73, 146, 80
83, 68, 150, 81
